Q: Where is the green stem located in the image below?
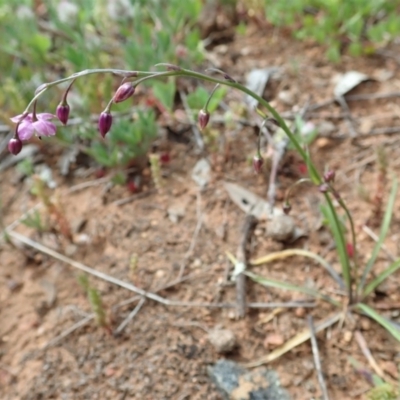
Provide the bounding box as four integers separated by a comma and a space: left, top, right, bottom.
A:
337, 196, 358, 294
324, 193, 353, 303
204, 83, 220, 112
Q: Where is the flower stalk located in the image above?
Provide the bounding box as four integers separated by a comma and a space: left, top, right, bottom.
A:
9, 65, 357, 303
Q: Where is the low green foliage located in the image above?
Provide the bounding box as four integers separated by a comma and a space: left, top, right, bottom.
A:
260, 0, 400, 61
0, 0, 204, 182
78, 273, 107, 328
84, 110, 158, 171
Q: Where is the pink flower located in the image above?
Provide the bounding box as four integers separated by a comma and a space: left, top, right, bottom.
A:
11, 113, 57, 141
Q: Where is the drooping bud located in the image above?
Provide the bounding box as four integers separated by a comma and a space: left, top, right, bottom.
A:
98, 111, 113, 138
113, 83, 135, 103
253, 155, 264, 174
323, 169, 335, 183
318, 183, 329, 193
8, 137, 23, 155
198, 109, 210, 130
283, 203, 291, 215
56, 102, 70, 125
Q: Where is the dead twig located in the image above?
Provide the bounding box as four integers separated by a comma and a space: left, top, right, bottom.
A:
43, 315, 94, 350
114, 297, 146, 335
309, 91, 400, 114
362, 225, 396, 261
8, 230, 286, 310
68, 176, 110, 193
308, 315, 330, 400
6, 230, 207, 307
245, 312, 342, 368
0, 203, 42, 245
236, 214, 256, 318
113, 189, 156, 206
369, 126, 400, 136
248, 301, 315, 308
354, 330, 392, 384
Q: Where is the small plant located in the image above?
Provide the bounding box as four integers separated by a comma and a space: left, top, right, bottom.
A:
78, 273, 110, 331
367, 380, 399, 400
7, 59, 400, 366
29, 175, 72, 241
21, 209, 46, 233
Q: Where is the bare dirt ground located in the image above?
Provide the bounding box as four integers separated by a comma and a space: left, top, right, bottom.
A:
1, 21, 400, 400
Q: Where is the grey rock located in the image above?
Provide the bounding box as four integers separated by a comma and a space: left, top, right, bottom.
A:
208, 359, 290, 400
266, 215, 295, 242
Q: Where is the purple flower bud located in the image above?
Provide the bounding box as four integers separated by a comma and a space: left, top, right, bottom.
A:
318, 183, 329, 193
198, 109, 210, 130
283, 203, 291, 215
253, 155, 263, 174
113, 83, 135, 103
98, 111, 113, 138
8, 137, 23, 155
56, 102, 70, 125
323, 170, 335, 183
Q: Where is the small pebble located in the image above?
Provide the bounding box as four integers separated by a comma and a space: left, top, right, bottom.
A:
192, 258, 202, 268
266, 215, 295, 242
208, 328, 236, 353
263, 333, 284, 348
360, 318, 371, 331
294, 307, 306, 318
343, 330, 353, 343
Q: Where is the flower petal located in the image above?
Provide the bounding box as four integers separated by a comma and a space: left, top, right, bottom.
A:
37, 113, 56, 121
17, 122, 35, 140
33, 120, 56, 137
10, 113, 33, 123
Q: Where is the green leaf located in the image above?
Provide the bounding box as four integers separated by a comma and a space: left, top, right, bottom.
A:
357, 303, 400, 342
245, 271, 340, 306
251, 248, 345, 290
359, 178, 398, 294
363, 258, 400, 298
320, 197, 352, 291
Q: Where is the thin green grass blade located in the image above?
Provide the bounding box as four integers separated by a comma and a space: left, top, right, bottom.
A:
245, 271, 340, 307
359, 178, 398, 294
320, 200, 351, 290
251, 248, 345, 290
357, 303, 400, 342
363, 258, 400, 297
